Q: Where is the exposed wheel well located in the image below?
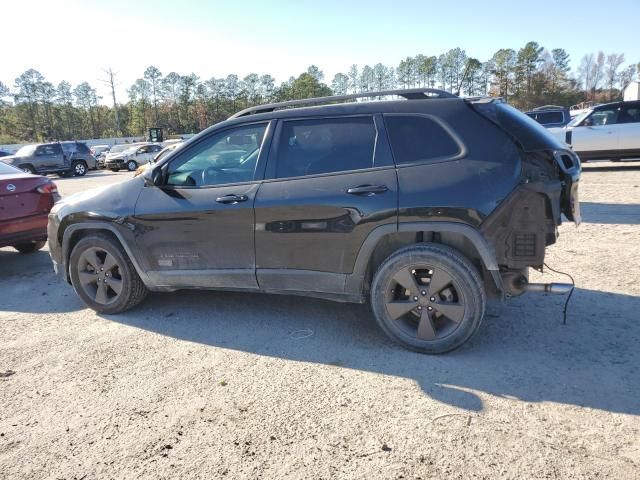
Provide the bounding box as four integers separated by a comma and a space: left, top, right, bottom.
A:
362, 230, 498, 297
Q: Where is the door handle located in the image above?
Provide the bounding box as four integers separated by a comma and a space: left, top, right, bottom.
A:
216, 194, 248, 204
346, 184, 388, 195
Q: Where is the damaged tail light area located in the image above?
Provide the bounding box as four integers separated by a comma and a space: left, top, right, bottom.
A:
36, 181, 59, 195
36, 180, 61, 208
481, 148, 581, 272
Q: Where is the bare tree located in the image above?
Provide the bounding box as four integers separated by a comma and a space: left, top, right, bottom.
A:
605, 53, 625, 99
102, 68, 120, 134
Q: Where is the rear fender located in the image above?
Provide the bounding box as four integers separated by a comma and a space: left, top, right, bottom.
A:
346, 222, 503, 300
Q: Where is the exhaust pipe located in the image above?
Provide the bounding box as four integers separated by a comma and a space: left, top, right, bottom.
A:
522, 282, 573, 295
502, 271, 574, 296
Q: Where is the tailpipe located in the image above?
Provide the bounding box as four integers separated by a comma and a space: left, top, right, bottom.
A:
522, 282, 573, 295
502, 271, 573, 296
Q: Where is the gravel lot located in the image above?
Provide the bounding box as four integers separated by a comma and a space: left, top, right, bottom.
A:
1, 164, 639, 479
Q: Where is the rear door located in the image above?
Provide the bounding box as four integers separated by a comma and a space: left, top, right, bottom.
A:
254, 115, 398, 294
618, 103, 640, 151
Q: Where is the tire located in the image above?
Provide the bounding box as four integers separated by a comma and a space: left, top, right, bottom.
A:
126, 160, 138, 172
13, 240, 46, 254
18, 164, 36, 174
72, 160, 87, 176
69, 234, 148, 314
370, 243, 486, 354
110, 168, 120, 172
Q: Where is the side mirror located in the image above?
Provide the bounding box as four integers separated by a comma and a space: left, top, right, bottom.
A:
152, 167, 164, 186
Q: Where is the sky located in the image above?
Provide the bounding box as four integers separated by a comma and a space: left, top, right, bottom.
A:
3, 0, 640, 104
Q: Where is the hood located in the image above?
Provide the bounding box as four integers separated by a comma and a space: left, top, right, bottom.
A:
51, 176, 144, 222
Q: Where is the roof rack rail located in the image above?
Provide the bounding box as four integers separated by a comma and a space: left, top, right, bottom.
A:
532, 105, 565, 111
230, 88, 457, 119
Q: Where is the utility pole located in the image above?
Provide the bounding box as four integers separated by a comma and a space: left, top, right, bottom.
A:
102, 68, 120, 135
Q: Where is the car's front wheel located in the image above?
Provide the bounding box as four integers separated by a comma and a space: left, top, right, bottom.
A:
19, 164, 36, 174
370, 243, 486, 354
126, 160, 138, 171
69, 234, 148, 314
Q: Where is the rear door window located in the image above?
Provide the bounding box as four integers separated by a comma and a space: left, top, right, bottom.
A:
37, 144, 61, 155
620, 105, 640, 124
273, 117, 376, 178
384, 115, 461, 165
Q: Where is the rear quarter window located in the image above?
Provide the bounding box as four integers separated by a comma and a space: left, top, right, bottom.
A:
384, 115, 461, 165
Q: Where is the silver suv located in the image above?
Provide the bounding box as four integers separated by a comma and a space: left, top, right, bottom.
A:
0, 142, 97, 176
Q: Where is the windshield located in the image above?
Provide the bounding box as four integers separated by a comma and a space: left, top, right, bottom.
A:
15, 145, 37, 156
568, 110, 591, 127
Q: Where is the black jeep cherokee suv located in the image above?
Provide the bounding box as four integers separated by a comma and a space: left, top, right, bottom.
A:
48, 89, 581, 353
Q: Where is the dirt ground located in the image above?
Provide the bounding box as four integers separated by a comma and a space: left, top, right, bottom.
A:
1, 163, 639, 479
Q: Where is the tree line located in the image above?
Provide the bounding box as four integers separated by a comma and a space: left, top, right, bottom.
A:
0, 41, 637, 144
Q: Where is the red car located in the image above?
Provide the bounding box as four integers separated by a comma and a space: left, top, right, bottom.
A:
0, 162, 60, 253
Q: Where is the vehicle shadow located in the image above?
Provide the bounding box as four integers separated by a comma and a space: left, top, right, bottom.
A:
104, 286, 640, 416
580, 202, 640, 224
0, 248, 85, 313
582, 162, 640, 172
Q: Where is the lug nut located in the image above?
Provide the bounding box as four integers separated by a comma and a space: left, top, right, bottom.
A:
427, 306, 433, 311
413, 296, 418, 301
421, 290, 427, 296
417, 306, 423, 311
430, 297, 436, 302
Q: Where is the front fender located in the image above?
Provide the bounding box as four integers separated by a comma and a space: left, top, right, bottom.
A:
60, 222, 152, 287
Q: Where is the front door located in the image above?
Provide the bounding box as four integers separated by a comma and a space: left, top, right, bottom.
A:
132, 121, 272, 289
254, 115, 398, 294
618, 103, 640, 151
572, 106, 620, 153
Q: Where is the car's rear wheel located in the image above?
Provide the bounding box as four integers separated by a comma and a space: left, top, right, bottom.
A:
13, 240, 46, 254
126, 160, 138, 171
370, 243, 485, 354
69, 234, 148, 314
72, 160, 87, 176
18, 164, 36, 174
